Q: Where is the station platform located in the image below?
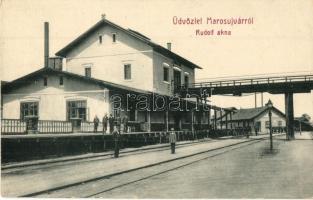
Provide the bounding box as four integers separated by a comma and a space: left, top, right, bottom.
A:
1, 130, 223, 163
1, 133, 280, 197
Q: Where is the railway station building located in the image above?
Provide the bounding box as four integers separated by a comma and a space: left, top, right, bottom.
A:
215, 106, 286, 134
1, 17, 212, 134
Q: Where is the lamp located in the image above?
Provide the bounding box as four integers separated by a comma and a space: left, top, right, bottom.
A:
266, 99, 273, 108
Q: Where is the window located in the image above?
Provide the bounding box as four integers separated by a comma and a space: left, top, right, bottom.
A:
112, 33, 116, 43
67, 101, 87, 121
173, 69, 181, 89
278, 121, 282, 127
59, 76, 64, 86
99, 35, 103, 44
129, 109, 136, 121
184, 75, 189, 87
20, 102, 39, 120
265, 121, 270, 128
43, 77, 47, 86
124, 64, 131, 80
163, 67, 169, 82
144, 111, 148, 122
85, 67, 91, 77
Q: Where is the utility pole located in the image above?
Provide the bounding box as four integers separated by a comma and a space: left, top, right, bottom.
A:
266, 99, 273, 150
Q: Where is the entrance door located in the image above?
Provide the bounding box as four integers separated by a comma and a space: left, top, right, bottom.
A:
255, 121, 261, 132
173, 70, 181, 90
173, 113, 182, 131
67, 100, 87, 132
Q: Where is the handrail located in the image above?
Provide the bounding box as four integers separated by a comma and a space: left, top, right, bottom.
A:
187, 74, 313, 88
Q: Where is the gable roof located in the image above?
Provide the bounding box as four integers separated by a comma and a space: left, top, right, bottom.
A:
231, 107, 268, 121
215, 106, 286, 122
230, 106, 285, 121
55, 18, 202, 69
2, 68, 150, 95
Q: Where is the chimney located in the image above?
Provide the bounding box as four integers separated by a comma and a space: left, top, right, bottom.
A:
48, 57, 63, 71
167, 42, 171, 51
44, 22, 49, 68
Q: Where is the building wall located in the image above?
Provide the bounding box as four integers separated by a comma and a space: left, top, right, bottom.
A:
64, 24, 196, 96
214, 108, 286, 133
64, 25, 154, 92
2, 74, 110, 121
254, 110, 286, 133
152, 51, 195, 96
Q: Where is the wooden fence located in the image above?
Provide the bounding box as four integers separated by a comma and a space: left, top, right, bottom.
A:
1, 118, 251, 136
38, 120, 72, 133
1, 119, 27, 134
1, 119, 72, 134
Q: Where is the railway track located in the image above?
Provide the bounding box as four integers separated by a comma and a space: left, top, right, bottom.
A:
24, 137, 268, 198
2, 138, 220, 173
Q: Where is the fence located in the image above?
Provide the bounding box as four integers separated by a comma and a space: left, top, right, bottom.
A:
189, 74, 313, 88
81, 121, 102, 132
1, 118, 251, 137
38, 120, 72, 133
1, 119, 27, 134
1, 119, 73, 134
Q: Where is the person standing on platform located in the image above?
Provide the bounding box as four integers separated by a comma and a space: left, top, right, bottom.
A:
254, 124, 258, 136
169, 128, 177, 154
93, 115, 99, 133
112, 126, 120, 158
102, 113, 108, 134
109, 114, 114, 133
116, 115, 122, 133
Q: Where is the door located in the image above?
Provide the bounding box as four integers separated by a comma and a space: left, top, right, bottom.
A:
255, 121, 261, 132
67, 100, 87, 132
173, 113, 182, 131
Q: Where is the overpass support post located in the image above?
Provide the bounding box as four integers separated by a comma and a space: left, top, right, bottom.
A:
225, 112, 228, 130
285, 92, 295, 140
230, 111, 233, 130
220, 109, 223, 130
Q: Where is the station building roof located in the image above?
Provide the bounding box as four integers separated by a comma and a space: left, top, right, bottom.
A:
1, 67, 150, 95
216, 106, 286, 122
55, 18, 202, 70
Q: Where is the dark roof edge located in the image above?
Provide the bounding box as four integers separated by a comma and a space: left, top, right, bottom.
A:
217, 106, 286, 121
2, 68, 150, 94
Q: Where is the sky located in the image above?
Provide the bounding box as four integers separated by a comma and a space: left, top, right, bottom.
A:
0, 0, 313, 119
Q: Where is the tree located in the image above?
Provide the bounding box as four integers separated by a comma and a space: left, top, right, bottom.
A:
300, 113, 311, 122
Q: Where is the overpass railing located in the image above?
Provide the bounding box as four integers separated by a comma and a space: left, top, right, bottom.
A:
184, 74, 313, 89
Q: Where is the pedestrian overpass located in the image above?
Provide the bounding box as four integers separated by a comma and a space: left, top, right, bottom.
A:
176, 74, 313, 140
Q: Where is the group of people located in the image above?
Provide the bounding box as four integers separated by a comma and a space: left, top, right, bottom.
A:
93, 114, 129, 134
93, 114, 177, 155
